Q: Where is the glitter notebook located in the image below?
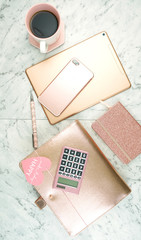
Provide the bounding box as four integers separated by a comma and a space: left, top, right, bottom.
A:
92, 102, 141, 164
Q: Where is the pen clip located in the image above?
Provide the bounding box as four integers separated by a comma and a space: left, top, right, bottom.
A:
32, 134, 35, 148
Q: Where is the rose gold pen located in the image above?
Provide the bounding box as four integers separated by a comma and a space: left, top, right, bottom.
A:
30, 92, 38, 150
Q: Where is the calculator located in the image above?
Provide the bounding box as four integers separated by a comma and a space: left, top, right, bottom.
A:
53, 146, 88, 194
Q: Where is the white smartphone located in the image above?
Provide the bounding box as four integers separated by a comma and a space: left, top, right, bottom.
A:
38, 58, 94, 116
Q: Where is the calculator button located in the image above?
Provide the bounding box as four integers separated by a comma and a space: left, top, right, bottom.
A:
64, 148, 69, 154
73, 163, 78, 169
67, 161, 72, 167
59, 166, 65, 171
74, 157, 79, 163
66, 174, 69, 177
65, 168, 71, 173
59, 172, 62, 175
82, 153, 87, 158
76, 151, 81, 157
61, 160, 66, 166
70, 175, 73, 178
62, 154, 67, 159
79, 165, 84, 170
70, 150, 75, 155
74, 176, 78, 179
71, 169, 76, 174
68, 156, 74, 161
80, 159, 85, 164
62, 172, 65, 175
77, 171, 82, 176
77, 177, 81, 179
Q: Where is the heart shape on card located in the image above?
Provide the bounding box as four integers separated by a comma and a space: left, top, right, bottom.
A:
22, 157, 51, 186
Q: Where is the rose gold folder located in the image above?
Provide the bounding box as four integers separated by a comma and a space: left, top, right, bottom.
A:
20, 120, 131, 236
25, 31, 131, 124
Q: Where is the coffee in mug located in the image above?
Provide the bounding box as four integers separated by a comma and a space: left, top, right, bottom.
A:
25, 3, 63, 53
30, 11, 58, 38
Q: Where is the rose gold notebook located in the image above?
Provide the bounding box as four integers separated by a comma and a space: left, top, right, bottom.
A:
25, 31, 131, 124
20, 120, 131, 236
92, 102, 141, 164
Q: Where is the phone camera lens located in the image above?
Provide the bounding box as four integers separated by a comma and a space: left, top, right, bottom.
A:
72, 59, 79, 66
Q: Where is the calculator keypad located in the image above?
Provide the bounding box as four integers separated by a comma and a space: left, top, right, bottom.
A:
79, 165, 84, 170
61, 160, 66, 165
76, 151, 81, 157
65, 168, 71, 173
77, 171, 82, 176
68, 156, 74, 161
74, 157, 79, 163
58, 147, 88, 180
64, 148, 69, 154
59, 166, 65, 171
67, 162, 72, 167
70, 150, 75, 155
71, 169, 76, 174
73, 163, 78, 168
80, 159, 85, 164
62, 154, 68, 159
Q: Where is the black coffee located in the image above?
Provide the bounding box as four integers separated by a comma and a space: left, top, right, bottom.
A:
30, 11, 58, 38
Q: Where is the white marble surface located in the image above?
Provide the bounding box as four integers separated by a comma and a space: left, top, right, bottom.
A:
0, 0, 141, 239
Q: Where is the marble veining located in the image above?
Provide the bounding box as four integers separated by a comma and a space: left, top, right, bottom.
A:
0, 0, 141, 239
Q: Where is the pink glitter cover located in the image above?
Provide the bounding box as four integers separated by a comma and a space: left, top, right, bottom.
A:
92, 102, 141, 164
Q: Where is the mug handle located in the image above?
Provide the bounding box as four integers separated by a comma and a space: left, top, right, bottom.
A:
40, 41, 48, 53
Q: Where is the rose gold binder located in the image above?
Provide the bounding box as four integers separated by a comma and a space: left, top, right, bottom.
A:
25, 31, 131, 124
20, 120, 131, 236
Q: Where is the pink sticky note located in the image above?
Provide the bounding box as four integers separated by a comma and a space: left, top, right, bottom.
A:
22, 157, 51, 186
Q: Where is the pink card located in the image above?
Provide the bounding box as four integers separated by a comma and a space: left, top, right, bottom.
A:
92, 102, 141, 164
22, 157, 51, 186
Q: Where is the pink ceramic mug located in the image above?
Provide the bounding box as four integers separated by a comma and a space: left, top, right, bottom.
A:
25, 3, 61, 53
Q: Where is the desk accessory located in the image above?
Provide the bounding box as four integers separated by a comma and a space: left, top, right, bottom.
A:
53, 146, 88, 194
25, 3, 65, 53
22, 157, 51, 186
30, 92, 38, 149
20, 120, 131, 236
38, 58, 93, 116
25, 31, 131, 124
28, 21, 65, 53
92, 102, 141, 164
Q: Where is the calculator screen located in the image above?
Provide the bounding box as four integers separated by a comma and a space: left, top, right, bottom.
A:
58, 177, 78, 188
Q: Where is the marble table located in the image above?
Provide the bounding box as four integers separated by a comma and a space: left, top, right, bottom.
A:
0, 0, 141, 239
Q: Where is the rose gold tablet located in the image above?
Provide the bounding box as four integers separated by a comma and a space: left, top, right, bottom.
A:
25, 31, 131, 124
38, 58, 93, 116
